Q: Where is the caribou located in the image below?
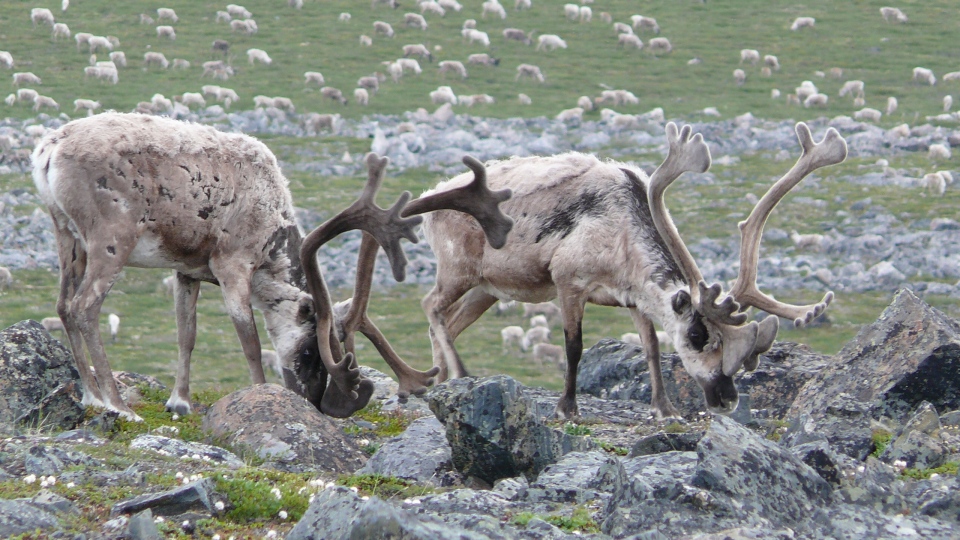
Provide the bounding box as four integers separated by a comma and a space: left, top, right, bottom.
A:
420, 122, 846, 419
31, 112, 512, 421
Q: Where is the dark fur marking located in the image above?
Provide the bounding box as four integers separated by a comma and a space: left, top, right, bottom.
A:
96, 176, 108, 189
197, 205, 214, 219
622, 168, 684, 285
158, 186, 174, 201
106, 246, 116, 255
266, 225, 306, 287
535, 190, 604, 243
178, 164, 190, 174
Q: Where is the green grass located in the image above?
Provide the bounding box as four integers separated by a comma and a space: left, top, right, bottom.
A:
1, 0, 960, 123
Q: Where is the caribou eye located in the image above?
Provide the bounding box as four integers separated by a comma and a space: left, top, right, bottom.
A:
687, 313, 709, 351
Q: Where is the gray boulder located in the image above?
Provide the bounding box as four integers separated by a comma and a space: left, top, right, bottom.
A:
203, 383, 366, 473
0, 320, 84, 433
359, 415, 455, 486
786, 288, 960, 459
427, 375, 595, 485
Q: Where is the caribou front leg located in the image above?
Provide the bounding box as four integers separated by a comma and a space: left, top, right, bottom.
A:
629, 309, 681, 420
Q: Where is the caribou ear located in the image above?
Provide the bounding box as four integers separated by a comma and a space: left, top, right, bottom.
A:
744, 315, 778, 371
672, 290, 692, 315
721, 321, 759, 377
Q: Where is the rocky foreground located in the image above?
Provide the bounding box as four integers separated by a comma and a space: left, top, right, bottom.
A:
0, 287, 958, 539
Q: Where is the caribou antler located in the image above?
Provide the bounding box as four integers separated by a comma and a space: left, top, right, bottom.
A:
400, 155, 514, 249
299, 153, 422, 417
728, 123, 846, 327
336, 231, 440, 399
647, 123, 747, 324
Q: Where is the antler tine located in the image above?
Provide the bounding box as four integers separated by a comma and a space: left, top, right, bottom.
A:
400, 155, 514, 249
698, 282, 748, 326
647, 122, 712, 304
728, 123, 846, 327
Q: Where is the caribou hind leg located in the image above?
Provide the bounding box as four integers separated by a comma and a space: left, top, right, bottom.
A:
62, 232, 141, 421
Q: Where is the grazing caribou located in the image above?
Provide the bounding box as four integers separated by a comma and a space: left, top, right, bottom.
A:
31, 112, 512, 421
421, 122, 846, 419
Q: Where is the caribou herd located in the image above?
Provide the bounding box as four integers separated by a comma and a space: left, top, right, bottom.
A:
31, 112, 846, 422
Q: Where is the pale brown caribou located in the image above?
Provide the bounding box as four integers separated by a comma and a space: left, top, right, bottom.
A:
420, 122, 846, 419
31, 112, 511, 421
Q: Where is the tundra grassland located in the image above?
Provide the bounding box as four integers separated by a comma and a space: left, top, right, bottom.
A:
1, 0, 959, 394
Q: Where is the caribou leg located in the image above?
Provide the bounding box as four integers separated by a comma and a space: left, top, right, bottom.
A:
165, 273, 201, 415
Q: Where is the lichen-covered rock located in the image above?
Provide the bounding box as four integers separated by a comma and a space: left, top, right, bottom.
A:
528, 451, 626, 504
786, 289, 960, 460
427, 376, 595, 485
0, 320, 83, 433
577, 339, 828, 418
692, 415, 833, 527
0, 499, 60, 537
202, 383, 365, 474
130, 435, 244, 469
359, 416, 454, 486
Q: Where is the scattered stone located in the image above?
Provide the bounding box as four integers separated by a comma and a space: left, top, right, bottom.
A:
0, 499, 60, 537
130, 435, 245, 469
111, 478, 218, 518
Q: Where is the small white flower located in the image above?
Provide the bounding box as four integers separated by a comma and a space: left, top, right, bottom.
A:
215, 501, 225, 511
358, 439, 370, 446
154, 516, 165, 523
46, 476, 56, 485
325, 481, 336, 489
181, 520, 191, 528
403, 498, 422, 505
271, 487, 282, 500
349, 486, 359, 493
265, 530, 278, 539
361, 496, 369, 501
857, 465, 865, 473
297, 487, 307, 495
23, 474, 36, 484
192, 454, 202, 460
171, 413, 180, 421
309, 494, 315, 503
278, 510, 288, 520
175, 471, 184, 479
182, 477, 190, 485
931, 473, 940, 479
66, 482, 76, 488
212, 536, 221, 540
